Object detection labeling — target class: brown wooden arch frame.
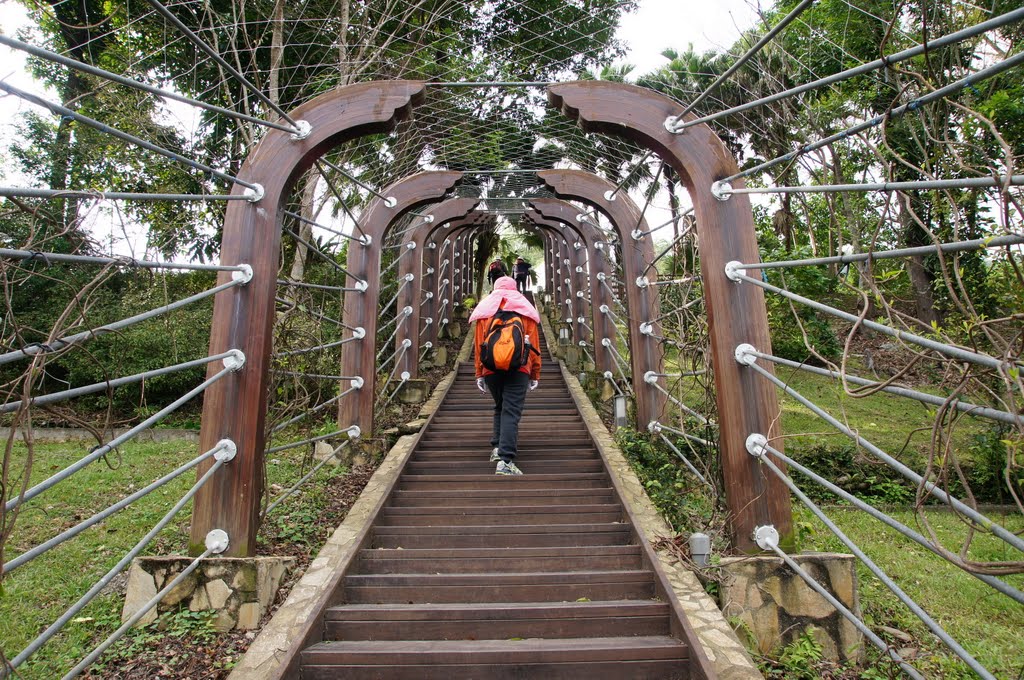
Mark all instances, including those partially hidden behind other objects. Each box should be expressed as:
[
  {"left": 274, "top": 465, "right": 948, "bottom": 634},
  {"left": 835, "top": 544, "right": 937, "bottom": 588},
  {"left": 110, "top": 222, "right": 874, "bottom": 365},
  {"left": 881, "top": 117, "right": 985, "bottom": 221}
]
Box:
[
  {"left": 524, "top": 214, "right": 590, "bottom": 346},
  {"left": 548, "top": 80, "right": 792, "bottom": 551},
  {"left": 527, "top": 198, "right": 618, "bottom": 372},
  {"left": 337, "top": 171, "right": 464, "bottom": 433},
  {"left": 428, "top": 213, "right": 495, "bottom": 341},
  {"left": 192, "top": 80, "right": 428, "bottom": 556},
  {"left": 395, "top": 198, "right": 481, "bottom": 378},
  {"left": 536, "top": 169, "right": 666, "bottom": 431}
]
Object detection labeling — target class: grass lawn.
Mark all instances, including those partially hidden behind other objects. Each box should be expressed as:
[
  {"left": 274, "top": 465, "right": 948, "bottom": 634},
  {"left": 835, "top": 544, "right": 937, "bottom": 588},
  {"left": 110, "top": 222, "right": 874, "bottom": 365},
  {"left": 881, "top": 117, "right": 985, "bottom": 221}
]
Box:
[
  {"left": 0, "top": 436, "right": 344, "bottom": 678},
  {"left": 800, "top": 505, "right": 1024, "bottom": 678}
]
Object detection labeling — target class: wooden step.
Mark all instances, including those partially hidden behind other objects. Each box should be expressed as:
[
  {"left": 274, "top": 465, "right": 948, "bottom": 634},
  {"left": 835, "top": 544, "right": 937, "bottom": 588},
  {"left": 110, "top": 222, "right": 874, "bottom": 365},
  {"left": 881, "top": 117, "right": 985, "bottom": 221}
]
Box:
[
  {"left": 323, "top": 600, "right": 670, "bottom": 640},
  {"left": 388, "top": 488, "right": 616, "bottom": 506},
  {"left": 376, "top": 503, "right": 623, "bottom": 525},
  {"left": 343, "top": 569, "right": 657, "bottom": 603},
  {"left": 301, "top": 636, "right": 689, "bottom": 679},
  {"left": 353, "top": 545, "right": 642, "bottom": 573},
  {"left": 371, "top": 524, "right": 634, "bottom": 549}
]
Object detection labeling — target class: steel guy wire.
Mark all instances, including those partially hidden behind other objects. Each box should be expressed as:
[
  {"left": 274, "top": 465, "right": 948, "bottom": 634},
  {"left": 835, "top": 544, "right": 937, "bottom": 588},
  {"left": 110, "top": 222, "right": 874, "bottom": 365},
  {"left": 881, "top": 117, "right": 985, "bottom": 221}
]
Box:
[
  {"left": 266, "top": 425, "right": 360, "bottom": 456},
  {"left": 4, "top": 356, "right": 242, "bottom": 513},
  {"left": 753, "top": 444, "right": 996, "bottom": 679},
  {"left": 607, "top": 150, "right": 655, "bottom": 200},
  {"left": 738, "top": 234, "right": 1024, "bottom": 271},
  {"left": 263, "top": 439, "right": 354, "bottom": 517},
  {"left": 314, "top": 160, "right": 367, "bottom": 239},
  {"left": 0, "top": 187, "right": 246, "bottom": 201},
  {"left": 271, "top": 384, "right": 361, "bottom": 434},
  {"left": 318, "top": 157, "right": 391, "bottom": 203},
  {"left": 0, "top": 351, "right": 236, "bottom": 414},
  {"left": 9, "top": 456, "right": 230, "bottom": 670},
  {"left": 63, "top": 543, "right": 218, "bottom": 679},
  {"left": 376, "top": 307, "right": 412, "bottom": 347},
  {"left": 720, "top": 173, "right": 1024, "bottom": 197},
  {"left": 385, "top": 372, "right": 410, "bottom": 404},
  {"left": 750, "top": 350, "right": 1022, "bottom": 426},
  {"left": 0, "top": 34, "right": 297, "bottom": 135},
  {"left": 678, "top": 0, "right": 817, "bottom": 118},
  {"left": 2, "top": 441, "right": 228, "bottom": 574},
  {"left": 632, "top": 211, "right": 694, "bottom": 242},
  {"left": 276, "top": 371, "right": 359, "bottom": 380},
  {"left": 382, "top": 277, "right": 413, "bottom": 314},
  {"left": 722, "top": 48, "right": 1024, "bottom": 185},
  {"left": 282, "top": 227, "right": 365, "bottom": 283},
  {"left": 273, "top": 335, "right": 361, "bottom": 359},
  {"left": 378, "top": 337, "right": 413, "bottom": 373},
  {"left": 758, "top": 442, "right": 1024, "bottom": 605},
  {"left": 419, "top": 318, "right": 434, "bottom": 337},
  {"left": 756, "top": 536, "right": 925, "bottom": 680},
  {"left": 143, "top": 0, "right": 302, "bottom": 131},
  {"left": 646, "top": 379, "right": 710, "bottom": 425},
  {"left": 656, "top": 431, "right": 712, "bottom": 487},
  {"left": 670, "top": 6, "right": 1024, "bottom": 132},
  {"left": 601, "top": 338, "right": 633, "bottom": 388},
  {"left": 283, "top": 210, "right": 366, "bottom": 243},
  {"left": 729, "top": 270, "right": 1019, "bottom": 371},
  {"left": 277, "top": 279, "right": 355, "bottom": 293},
  {"left": 0, "top": 80, "right": 259, "bottom": 192},
  {"left": 741, "top": 354, "right": 1024, "bottom": 555},
  {"left": 0, "top": 248, "right": 249, "bottom": 274},
  {"left": 0, "top": 277, "right": 248, "bottom": 367},
  {"left": 379, "top": 343, "right": 412, "bottom": 400},
  {"left": 274, "top": 298, "right": 359, "bottom": 331},
  {"left": 382, "top": 247, "right": 412, "bottom": 277}
]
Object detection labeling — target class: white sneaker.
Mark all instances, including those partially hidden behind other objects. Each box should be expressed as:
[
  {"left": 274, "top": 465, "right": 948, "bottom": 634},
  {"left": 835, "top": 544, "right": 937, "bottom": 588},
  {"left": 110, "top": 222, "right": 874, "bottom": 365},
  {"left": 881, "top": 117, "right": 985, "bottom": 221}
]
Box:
[
  {"left": 489, "top": 447, "right": 501, "bottom": 462},
  {"left": 495, "top": 461, "right": 524, "bottom": 476}
]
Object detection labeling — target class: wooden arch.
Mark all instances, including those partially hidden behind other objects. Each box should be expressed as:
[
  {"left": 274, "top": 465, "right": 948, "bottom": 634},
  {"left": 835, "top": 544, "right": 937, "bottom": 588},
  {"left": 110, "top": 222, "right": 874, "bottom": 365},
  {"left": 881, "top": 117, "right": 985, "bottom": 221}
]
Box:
[
  {"left": 192, "top": 81, "right": 426, "bottom": 556},
  {"left": 548, "top": 81, "right": 792, "bottom": 551},
  {"left": 338, "top": 171, "right": 464, "bottom": 432},
  {"left": 536, "top": 169, "right": 666, "bottom": 429}
]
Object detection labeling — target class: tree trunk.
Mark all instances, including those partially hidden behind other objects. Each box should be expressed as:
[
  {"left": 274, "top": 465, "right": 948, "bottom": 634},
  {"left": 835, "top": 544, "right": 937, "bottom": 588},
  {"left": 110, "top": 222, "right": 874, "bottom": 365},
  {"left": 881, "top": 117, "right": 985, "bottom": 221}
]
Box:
[
  {"left": 899, "top": 196, "right": 939, "bottom": 328},
  {"left": 287, "top": 171, "right": 320, "bottom": 290},
  {"left": 269, "top": 0, "right": 285, "bottom": 105}
]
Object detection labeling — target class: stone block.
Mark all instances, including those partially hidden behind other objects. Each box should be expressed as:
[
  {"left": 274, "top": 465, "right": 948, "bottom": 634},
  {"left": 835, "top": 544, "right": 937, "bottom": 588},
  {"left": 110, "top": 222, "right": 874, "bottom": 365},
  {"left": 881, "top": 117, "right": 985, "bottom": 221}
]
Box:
[
  {"left": 397, "top": 379, "right": 428, "bottom": 404},
  {"left": 122, "top": 556, "right": 295, "bottom": 630},
  {"left": 720, "top": 553, "right": 862, "bottom": 663},
  {"left": 447, "top": 321, "right": 463, "bottom": 339},
  {"left": 432, "top": 345, "right": 448, "bottom": 366},
  {"left": 399, "top": 418, "right": 428, "bottom": 434}
]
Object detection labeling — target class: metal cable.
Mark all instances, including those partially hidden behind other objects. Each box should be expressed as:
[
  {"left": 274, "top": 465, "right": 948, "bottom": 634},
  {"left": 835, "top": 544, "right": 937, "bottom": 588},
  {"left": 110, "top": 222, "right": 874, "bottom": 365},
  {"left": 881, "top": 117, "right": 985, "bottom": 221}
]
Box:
[
  {"left": 4, "top": 359, "right": 240, "bottom": 512},
  {"left": 271, "top": 384, "right": 359, "bottom": 434},
  {"left": 2, "top": 442, "right": 225, "bottom": 573},
  {"left": 656, "top": 431, "right": 711, "bottom": 487},
  {"left": 0, "top": 279, "right": 247, "bottom": 366},
  {"left": 723, "top": 48, "right": 1024, "bottom": 184},
  {"left": 9, "top": 457, "right": 228, "bottom": 669},
  {"left": 0, "top": 187, "right": 245, "bottom": 201},
  {"left": 755, "top": 446, "right": 996, "bottom": 678},
  {"left": 751, "top": 350, "right": 1022, "bottom": 426},
  {"left": 723, "top": 173, "right": 1024, "bottom": 197},
  {"left": 758, "top": 442, "right": 1024, "bottom": 604},
  {"left": 143, "top": 0, "right": 301, "bottom": 129},
  {"left": 731, "top": 271, "right": 1016, "bottom": 371},
  {"left": 671, "top": 6, "right": 1024, "bottom": 131},
  {"left": 264, "top": 440, "right": 353, "bottom": 516},
  {"left": 0, "top": 34, "right": 296, "bottom": 134},
  {"left": 0, "top": 248, "right": 248, "bottom": 274},
  {"left": 266, "top": 425, "right": 359, "bottom": 456},
  {"left": 0, "top": 80, "right": 258, "bottom": 191},
  {"left": 744, "top": 357, "right": 1024, "bottom": 554},
  {"left": 1, "top": 352, "right": 236, "bottom": 414}
]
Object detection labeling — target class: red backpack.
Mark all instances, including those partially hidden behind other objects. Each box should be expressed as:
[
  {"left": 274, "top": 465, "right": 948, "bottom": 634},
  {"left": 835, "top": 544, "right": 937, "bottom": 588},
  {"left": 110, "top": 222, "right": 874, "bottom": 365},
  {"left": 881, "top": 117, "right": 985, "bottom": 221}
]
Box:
[{"left": 479, "top": 302, "right": 539, "bottom": 372}]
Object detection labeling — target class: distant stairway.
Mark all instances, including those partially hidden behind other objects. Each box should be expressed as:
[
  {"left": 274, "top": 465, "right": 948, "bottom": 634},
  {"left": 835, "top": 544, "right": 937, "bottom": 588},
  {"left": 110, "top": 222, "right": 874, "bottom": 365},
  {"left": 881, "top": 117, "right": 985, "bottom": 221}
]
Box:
[{"left": 295, "top": 327, "right": 714, "bottom": 679}]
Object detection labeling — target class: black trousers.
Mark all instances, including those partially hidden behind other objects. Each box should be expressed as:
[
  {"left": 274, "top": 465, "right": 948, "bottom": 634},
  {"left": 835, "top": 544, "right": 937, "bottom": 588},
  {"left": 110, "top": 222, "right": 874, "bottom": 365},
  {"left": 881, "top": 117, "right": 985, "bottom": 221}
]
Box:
[
  {"left": 515, "top": 273, "right": 528, "bottom": 293},
  {"left": 484, "top": 370, "right": 530, "bottom": 462}
]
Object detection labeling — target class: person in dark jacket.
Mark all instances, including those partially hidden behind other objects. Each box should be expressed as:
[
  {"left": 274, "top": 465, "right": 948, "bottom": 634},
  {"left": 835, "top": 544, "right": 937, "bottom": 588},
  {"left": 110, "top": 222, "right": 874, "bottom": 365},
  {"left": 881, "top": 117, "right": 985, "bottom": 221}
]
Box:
[
  {"left": 487, "top": 259, "right": 507, "bottom": 287},
  {"left": 513, "top": 256, "right": 531, "bottom": 294}
]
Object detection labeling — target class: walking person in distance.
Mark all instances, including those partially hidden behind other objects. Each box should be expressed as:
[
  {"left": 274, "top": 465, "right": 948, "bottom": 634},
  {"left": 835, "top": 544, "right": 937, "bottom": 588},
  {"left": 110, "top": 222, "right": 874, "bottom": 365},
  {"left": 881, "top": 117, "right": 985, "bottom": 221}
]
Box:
[
  {"left": 486, "top": 258, "right": 507, "bottom": 287},
  {"left": 513, "top": 256, "right": 531, "bottom": 294},
  {"left": 470, "top": 276, "right": 541, "bottom": 475}
]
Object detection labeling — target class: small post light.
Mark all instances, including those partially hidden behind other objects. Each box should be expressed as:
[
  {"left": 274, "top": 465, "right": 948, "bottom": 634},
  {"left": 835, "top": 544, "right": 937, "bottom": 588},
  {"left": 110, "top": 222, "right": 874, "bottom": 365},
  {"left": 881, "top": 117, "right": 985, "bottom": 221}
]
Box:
[
  {"left": 558, "top": 324, "right": 571, "bottom": 346},
  {"left": 689, "top": 533, "right": 711, "bottom": 567},
  {"left": 613, "top": 394, "right": 628, "bottom": 428}
]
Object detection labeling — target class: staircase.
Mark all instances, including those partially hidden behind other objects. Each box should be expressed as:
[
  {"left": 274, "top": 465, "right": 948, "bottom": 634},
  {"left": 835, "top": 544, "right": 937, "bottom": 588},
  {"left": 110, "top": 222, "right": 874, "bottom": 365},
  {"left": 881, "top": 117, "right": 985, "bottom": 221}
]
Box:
[{"left": 294, "top": 330, "right": 714, "bottom": 678}]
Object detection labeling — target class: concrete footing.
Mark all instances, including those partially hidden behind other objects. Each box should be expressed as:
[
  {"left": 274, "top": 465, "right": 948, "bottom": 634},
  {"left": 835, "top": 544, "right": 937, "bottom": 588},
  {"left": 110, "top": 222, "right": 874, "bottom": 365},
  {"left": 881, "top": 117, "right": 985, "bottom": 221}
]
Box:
[
  {"left": 122, "top": 556, "right": 295, "bottom": 631},
  {"left": 720, "top": 554, "right": 863, "bottom": 662}
]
